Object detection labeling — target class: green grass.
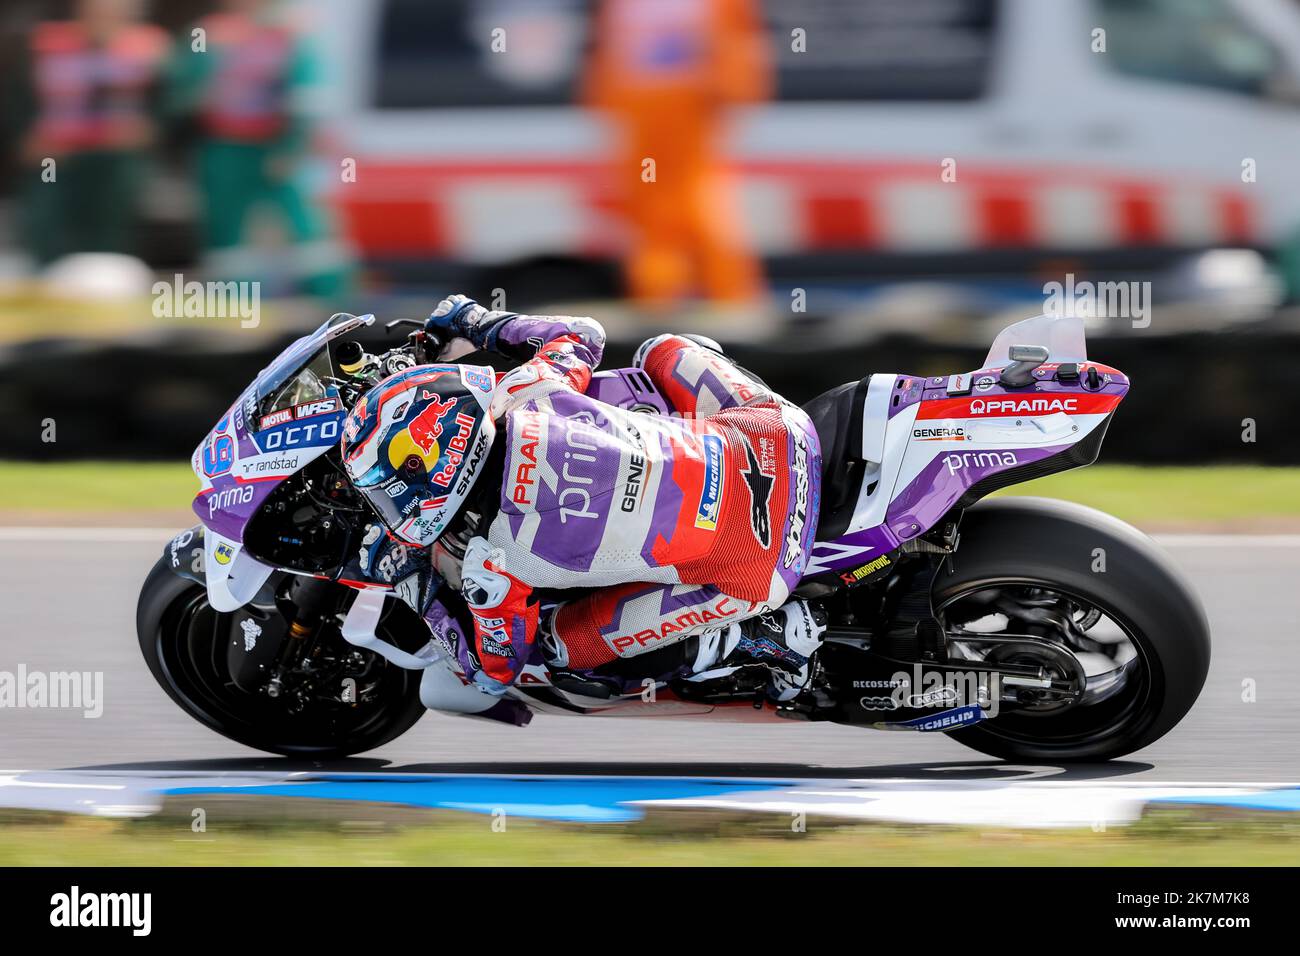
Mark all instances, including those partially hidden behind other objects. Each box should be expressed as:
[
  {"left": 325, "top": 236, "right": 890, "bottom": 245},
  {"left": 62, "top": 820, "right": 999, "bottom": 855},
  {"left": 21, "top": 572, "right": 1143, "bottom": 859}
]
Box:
[
  {"left": 1, "top": 809, "right": 1297, "bottom": 866},
  {"left": 0, "top": 461, "right": 197, "bottom": 513},
  {"left": 0, "top": 290, "right": 300, "bottom": 345},
  {"left": 995, "top": 465, "right": 1300, "bottom": 526},
  {"left": 0, "top": 462, "right": 1295, "bottom": 528}
]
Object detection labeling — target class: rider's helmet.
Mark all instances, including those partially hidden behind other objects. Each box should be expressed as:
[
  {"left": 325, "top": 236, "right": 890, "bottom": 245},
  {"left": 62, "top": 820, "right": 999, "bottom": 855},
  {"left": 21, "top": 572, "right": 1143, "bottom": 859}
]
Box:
[{"left": 341, "top": 364, "right": 497, "bottom": 546}]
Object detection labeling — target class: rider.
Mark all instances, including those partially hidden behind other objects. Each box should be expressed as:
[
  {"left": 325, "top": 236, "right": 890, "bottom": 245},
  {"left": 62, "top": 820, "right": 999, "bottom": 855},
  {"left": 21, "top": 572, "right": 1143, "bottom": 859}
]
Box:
[{"left": 340, "top": 296, "right": 825, "bottom": 703}]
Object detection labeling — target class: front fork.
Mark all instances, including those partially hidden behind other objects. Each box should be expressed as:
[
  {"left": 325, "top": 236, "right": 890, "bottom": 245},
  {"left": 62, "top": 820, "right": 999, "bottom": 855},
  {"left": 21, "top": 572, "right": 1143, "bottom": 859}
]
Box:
[{"left": 265, "top": 576, "right": 351, "bottom": 703}]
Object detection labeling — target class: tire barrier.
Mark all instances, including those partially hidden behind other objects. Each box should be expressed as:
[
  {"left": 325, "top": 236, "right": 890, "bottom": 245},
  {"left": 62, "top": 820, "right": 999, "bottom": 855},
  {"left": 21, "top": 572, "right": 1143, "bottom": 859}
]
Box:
[{"left": 0, "top": 327, "right": 1294, "bottom": 463}]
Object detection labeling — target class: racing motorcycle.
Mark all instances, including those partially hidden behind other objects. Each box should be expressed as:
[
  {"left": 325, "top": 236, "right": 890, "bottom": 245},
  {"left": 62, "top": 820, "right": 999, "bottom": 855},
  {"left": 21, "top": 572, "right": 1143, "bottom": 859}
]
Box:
[{"left": 138, "top": 311, "right": 1210, "bottom": 761}]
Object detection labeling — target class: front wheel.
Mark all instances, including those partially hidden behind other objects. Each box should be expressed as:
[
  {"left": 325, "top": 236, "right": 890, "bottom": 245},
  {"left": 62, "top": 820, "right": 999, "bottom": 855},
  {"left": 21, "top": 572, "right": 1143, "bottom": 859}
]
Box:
[
  {"left": 937, "top": 497, "right": 1210, "bottom": 762},
  {"left": 137, "top": 556, "right": 428, "bottom": 758}
]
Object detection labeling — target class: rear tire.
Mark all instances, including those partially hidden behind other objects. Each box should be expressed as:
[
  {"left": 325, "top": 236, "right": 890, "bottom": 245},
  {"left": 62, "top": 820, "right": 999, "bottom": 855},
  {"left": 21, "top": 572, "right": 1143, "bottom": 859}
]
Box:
[
  {"left": 939, "top": 497, "right": 1210, "bottom": 762},
  {"left": 137, "top": 556, "right": 427, "bottom": 758}
]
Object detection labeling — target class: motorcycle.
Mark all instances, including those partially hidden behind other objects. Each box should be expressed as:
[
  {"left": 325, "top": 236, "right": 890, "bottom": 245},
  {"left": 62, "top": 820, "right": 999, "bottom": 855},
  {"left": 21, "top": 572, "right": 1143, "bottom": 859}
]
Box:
[{"left": 137, "top": 311, "right": 1210, "bottom": 761}]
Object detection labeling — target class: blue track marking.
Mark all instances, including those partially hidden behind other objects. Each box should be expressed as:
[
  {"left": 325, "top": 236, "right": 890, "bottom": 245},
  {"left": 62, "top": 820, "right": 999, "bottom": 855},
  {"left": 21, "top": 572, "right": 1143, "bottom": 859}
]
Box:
[
  {"left": 1153, "top": 789, "right": 1300, "bottom": 813},
  {"left": 163, "top": 775, "right": 792, "bottom": 823}
]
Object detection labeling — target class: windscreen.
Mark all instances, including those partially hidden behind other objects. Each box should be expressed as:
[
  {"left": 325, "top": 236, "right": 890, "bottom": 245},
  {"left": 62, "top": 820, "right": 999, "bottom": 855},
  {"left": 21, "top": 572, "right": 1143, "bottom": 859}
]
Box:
[
  {"left": 983, "top": 314, "right": 1088, "bottom": 369},
  {"left": 248, "top": 314, "right": 373, "bottom": 430}
]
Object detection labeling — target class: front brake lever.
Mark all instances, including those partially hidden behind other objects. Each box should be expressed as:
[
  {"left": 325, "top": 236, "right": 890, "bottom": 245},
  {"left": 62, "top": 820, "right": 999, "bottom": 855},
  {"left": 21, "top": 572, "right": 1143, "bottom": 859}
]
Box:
[{"left": 383, "top": 318, "right": 446, "bottom": 362}]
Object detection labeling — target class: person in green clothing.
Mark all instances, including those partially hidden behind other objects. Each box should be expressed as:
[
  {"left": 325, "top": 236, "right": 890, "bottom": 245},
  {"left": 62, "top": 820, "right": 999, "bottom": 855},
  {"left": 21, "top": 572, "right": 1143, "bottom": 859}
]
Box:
[
  {"left": 1277, "top": 229, "right": 1300, "bottom": 306},
  {"left": 10, "top": 0, "right": 168, "bottom": 266},
  {"left": 167, "top": 0, "right": 352, "bottom": 298}
]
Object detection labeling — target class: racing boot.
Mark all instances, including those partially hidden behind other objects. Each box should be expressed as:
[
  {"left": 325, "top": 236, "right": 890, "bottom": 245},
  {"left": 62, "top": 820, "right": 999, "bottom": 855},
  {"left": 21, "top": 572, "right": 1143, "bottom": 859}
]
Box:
[{"left": 688, "top": 599, "right": 828, "bottom": 701}]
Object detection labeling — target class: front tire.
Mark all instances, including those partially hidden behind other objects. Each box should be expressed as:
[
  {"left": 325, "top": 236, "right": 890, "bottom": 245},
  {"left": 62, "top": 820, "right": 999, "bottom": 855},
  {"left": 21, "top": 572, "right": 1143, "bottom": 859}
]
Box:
[
  {"left": 137, "top": 556, "right": 427, "bottom": 758},
  {"left": 938, "top": 497, "right": 1210, "bottom": 762}
]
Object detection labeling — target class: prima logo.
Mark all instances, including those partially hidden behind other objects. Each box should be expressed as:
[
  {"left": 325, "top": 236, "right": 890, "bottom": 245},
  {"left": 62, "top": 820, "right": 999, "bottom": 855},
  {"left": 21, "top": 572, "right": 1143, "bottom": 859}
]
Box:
[
  {"left": 557, "top": 412, "right": 601, "bottom": 523},
  {"left": 943, "top": 450, "right": 1018, "bottom": 476},
  {"left": 207, "top": 483, "right": 255, "bottom": 516}
]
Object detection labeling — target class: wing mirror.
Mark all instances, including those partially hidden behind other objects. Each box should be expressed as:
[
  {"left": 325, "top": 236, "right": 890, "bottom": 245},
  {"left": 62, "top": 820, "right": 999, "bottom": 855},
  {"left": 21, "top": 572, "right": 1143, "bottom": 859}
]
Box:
[{"left": 999, "top": 344, "right": 1050, "bottom": 388}]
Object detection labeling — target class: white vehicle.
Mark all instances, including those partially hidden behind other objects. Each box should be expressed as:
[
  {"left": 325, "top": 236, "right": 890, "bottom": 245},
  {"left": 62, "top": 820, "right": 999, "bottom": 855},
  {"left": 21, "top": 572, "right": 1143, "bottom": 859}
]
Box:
[{"left": 311, "top": 0, "right": 1300, "bottom": 296}]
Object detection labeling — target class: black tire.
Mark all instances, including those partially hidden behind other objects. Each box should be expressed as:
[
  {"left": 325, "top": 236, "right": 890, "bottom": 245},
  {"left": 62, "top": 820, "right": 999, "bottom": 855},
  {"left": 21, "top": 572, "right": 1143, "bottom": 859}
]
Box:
[
  {"left": 137, "top": 556, "right": 427, "bottom": 758},
  {"left": 939, "top": 497, "right": 1210, "bottom": 762}
]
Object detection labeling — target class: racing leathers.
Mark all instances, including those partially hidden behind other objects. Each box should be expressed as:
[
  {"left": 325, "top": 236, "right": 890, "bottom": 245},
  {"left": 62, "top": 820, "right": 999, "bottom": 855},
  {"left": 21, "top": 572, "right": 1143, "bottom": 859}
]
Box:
[{"left": 409, "top": 298, "right": 824, "bottom": 702}]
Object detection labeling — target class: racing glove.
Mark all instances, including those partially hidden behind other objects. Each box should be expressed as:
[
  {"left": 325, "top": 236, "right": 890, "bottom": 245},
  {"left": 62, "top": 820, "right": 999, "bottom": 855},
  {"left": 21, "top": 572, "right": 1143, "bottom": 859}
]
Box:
[{"left": 427, "top": 294, "right": 605, "bottom": 366}]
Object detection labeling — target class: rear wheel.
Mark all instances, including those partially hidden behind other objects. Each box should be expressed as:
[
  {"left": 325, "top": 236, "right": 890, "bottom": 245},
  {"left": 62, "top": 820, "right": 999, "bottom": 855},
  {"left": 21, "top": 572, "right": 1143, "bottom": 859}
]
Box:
[
  {"left": 938, "top": 497, "right": 1210, "bottom": 762},
  {"left": 137, "top": 557, "right": 427, "bottom": 758}
]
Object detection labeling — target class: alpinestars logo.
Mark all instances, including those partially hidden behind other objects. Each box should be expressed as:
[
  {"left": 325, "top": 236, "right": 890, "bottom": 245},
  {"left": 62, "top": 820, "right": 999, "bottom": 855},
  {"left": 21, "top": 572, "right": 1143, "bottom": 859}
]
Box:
[
  {"left": 783, "top": 430, "right": 810, "bottom": 570},
  {"left": 739, "top": 439, "right": 774, "bottom": 547}
]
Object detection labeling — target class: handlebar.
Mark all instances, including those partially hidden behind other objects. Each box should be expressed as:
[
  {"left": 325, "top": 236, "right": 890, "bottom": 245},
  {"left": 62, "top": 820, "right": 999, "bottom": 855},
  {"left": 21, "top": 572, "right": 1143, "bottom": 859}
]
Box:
[
  {"left": 380, "top": 317, "right": 447, "bottom": 363},
  {"left": 331, "top": 318, "right": 448, "bottom": 397}
]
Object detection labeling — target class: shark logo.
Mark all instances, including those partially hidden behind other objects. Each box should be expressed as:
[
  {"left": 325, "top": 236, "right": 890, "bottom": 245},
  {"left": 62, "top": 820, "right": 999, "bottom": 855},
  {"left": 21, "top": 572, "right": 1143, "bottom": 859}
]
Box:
[{"left": 739, "top": 439, "right": 774, "bottom": 548}]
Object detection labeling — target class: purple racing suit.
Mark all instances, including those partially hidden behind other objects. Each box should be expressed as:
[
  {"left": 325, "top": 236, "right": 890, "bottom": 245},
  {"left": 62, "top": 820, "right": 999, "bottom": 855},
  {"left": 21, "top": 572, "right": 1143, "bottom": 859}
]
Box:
[{"left": 412, "top": 301, "right": 822, "bottom": 697}]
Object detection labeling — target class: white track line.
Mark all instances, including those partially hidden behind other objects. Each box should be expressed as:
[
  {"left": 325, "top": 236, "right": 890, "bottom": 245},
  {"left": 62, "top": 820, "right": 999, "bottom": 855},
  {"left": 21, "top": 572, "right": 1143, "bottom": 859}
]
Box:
[
  {"left": 0, "top": 771, "right": 1293, "bottom": 826},
  {"left": 1, "top": 528, "right": 1299, "bottom": 547},
  {"left": 0, "top": 527, "right": 179, "bottom": 542},
  {"left": 0, "top": 770, "right": 1294, "bottom": 788},
  {"left": 1153, "top": 534, "right": 1300, "bottom": 548}
]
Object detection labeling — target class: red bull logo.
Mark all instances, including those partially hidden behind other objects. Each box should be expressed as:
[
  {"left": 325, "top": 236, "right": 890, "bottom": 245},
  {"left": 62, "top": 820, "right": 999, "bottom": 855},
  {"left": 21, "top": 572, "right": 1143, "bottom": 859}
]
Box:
[
  {"left": 388, "top": 394, "right": 460, "bottom": 471},
  {"left": 407, "top": 395, "right": 459, "bottom": 455},
  {"left": 431, "top": 413, "right": 477, "bottom": 487}
]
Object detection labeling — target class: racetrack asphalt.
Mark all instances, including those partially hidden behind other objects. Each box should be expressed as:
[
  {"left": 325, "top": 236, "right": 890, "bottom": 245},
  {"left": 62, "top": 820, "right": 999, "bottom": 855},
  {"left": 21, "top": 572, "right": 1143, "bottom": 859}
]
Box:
[{"left": 1, "top": 531, "right": 1297, "bottom": 782}]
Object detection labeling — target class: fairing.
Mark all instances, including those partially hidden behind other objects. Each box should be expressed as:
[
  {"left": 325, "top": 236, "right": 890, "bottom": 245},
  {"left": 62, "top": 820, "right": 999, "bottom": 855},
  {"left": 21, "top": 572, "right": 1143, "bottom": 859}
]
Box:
[
  {"left": 806, "top": 313, "right": 1126, "bottom": 579},
  {"left": 190, "top": 314, "right": 373, "bottom": 610}
]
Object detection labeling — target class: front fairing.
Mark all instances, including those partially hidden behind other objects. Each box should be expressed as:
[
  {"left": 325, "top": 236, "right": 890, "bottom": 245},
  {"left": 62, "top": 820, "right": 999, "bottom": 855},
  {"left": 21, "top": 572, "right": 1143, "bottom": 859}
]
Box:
[{"left": 190, "top": 314, "right": 373, "bottom": 609}]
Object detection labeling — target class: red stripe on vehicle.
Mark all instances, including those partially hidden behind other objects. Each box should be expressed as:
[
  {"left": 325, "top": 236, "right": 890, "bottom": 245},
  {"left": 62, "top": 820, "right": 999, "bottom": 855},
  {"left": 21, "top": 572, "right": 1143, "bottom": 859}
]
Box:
[
  {"left": 977, "top": 191, "right": 1034, "bottom": 247},
  {"left": 1219, "top": 192, "right": 1254, "bottom": 244},
  {"left": 915, "top": 392, "right": 1121, "bottom": 420},
  {"left": 1117, "top": 189, "right": 1161, "bottom": 244},
  {"left": 338, "top": 198, "right": 447, "bottom": 256},
  {"left": 805, "top": 194, "right": 873, "bottom": 248}
]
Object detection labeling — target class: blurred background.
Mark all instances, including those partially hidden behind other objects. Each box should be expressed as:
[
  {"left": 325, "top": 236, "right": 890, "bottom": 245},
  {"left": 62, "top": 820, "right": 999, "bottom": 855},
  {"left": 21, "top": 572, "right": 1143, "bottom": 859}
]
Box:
[{"left": 2, "top": 0, "right": 1300, "bottom": 470}]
